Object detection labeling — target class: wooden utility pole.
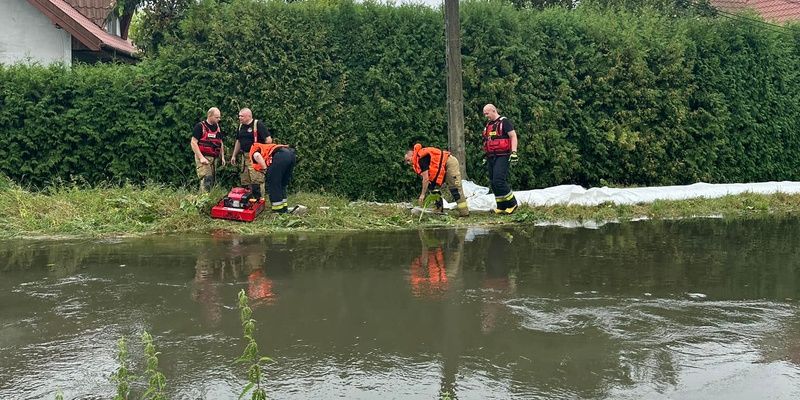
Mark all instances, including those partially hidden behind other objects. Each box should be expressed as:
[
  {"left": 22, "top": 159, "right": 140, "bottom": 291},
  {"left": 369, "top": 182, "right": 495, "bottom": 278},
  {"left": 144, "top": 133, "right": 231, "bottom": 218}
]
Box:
[{"left": 445, "top": 0, "right": 467, "bottom": 178}]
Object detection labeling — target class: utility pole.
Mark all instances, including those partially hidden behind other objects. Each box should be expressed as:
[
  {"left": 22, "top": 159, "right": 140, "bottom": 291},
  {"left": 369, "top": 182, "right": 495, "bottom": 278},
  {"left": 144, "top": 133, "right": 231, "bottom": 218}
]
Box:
[{"left": 445, "top": 0, "right": 467, "bottom": 178}]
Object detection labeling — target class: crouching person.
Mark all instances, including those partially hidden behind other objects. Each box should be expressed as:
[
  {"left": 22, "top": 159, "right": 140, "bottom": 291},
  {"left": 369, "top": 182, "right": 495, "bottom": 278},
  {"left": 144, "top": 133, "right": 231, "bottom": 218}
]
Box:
[
  {"left": 404, "top": 144, "right": 469, "bottom": 217},
  {"left": 249, "top": 143, "right": 297, "bottom": 213}
]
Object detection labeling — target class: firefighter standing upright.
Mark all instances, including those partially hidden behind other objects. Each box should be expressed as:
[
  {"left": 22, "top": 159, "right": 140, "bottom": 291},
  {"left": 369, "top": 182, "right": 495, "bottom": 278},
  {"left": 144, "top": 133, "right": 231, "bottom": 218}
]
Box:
[
  {"left": 230, "top": 108, "right": 271, "bottom": 200},
  {"left": 190, "top": 107, "right": 226, "bottom": 193},
  {"left": 481, "top": 104, "right": 518, "bottom": 214}
]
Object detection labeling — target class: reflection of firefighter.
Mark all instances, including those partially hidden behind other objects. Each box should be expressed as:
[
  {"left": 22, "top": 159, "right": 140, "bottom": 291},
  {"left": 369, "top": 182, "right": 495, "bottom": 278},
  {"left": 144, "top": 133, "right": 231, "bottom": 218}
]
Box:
[
  {"left": 409, "top": 229, "right": 465, "bottom": 298},
  {"left": 409, "top": 247, "right": 449, "bottom": 298},
  {"left": 191, "top": 250, "right": 223, "bottom": 326},
  {"left": 481, "top": 231, "right": 516, "bottom": 334},
  {"left": 243, "top": 253, "right": 275, "bottom": 306}
]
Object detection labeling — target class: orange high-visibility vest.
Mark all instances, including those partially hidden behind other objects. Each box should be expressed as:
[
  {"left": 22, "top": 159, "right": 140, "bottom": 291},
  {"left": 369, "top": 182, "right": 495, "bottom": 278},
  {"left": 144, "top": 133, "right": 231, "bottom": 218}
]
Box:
[
  {"left": 411, "top": 144, "right": 450, "bottom": 186},
  {"left": 249, "top": 143, "right": 289, "bottom": 171}
]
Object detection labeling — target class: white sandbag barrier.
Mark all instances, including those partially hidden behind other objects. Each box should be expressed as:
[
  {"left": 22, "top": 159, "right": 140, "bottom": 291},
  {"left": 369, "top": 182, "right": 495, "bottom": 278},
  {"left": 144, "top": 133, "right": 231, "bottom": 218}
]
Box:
[{"left": 442, "top": 181, "right": 800, "bottom": 212}]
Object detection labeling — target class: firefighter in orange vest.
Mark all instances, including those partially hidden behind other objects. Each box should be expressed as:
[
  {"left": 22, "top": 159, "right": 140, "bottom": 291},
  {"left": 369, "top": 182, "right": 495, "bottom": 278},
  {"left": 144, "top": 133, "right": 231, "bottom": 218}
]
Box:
[
  {"left": 481, "top": 104, "right": 518, "bottom": 214},
  {"left": 249, "top": 143, "right": 297, "bottom": 213},
  {"left": 404, "top": 143, "right": 469, "bottom": 217},
  {"left": 190, "top": 107, "right": 226, "bottom": 193}
]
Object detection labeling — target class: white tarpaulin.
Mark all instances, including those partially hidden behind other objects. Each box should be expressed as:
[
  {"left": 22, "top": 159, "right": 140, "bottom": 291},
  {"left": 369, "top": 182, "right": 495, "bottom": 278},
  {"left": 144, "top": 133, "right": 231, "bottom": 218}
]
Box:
[{"left": 442, "top": 181, "right": 800, "bottom": 212}]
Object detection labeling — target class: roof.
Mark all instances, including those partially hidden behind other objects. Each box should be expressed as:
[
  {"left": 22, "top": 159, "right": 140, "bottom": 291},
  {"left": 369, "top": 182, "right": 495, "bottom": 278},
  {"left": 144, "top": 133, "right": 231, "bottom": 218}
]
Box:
[
  {"left": 26, "top": 0, "right": 136, "bottom": 57},
  {"left": 710, "top": 0, "right": 800, "bottom": 23},
  {"left": 63, "top": 0, "right": 114, "bottom": 27}
]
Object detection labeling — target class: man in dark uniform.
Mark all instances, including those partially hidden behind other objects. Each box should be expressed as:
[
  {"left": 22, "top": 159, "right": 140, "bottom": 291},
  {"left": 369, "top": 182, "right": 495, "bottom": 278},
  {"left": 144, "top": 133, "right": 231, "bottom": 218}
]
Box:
[
  {"left": 481, "top": 104, "right": 519, "bottom": 214},
  {"left": 230, "top": 108, "right": 271, "bottom": 200},
  {"left": 249, "top": 143, "right": 298, "bottom": 214}
]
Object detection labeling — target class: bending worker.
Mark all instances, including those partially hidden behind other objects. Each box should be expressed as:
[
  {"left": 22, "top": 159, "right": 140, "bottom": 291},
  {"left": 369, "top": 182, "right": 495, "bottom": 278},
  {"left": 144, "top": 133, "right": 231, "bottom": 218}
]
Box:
[
  {"left": 481, "top": 104, "right": 518, "bottom": 214},
  {"left": 190, "top": 107, "right": 226, "bottom": 193},
  {"left": 404, "top": 143, "right": 469, "bottom": 217},
  {"left": 249, "top": 142, "right": 297, "bottom": 213}
]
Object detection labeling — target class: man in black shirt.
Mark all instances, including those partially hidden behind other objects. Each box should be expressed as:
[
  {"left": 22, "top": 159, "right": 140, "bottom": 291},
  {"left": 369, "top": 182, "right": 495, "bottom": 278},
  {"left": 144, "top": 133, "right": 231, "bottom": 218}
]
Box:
[
  {"left": 190, "top": 107, "right": 226, "bottom": 193},
  {"left": 230, "top": 108, "right": 272, "bottom": 200},
  {"left": 481, "top": 104, "right": 519, "bottom": 214}
]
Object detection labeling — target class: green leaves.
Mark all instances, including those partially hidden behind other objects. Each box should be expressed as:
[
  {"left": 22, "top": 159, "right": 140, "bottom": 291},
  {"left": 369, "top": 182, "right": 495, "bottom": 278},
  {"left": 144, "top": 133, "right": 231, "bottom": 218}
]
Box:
[
  {"left": 141, "top": 331, "right": 167, "bottom": 400},
  {"left": 110, "top": 337, "right": 131, "bottom": 400},
  {"left": 4, "top": 2, "right": 800, "bottom": 201},
  {"left": 237, "top": 289, "right": 270, "bottom": 400}
]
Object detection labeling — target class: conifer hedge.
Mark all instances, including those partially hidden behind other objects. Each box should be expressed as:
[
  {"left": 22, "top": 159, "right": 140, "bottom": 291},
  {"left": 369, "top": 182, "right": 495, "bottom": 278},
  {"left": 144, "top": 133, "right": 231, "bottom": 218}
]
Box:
[{"left": 2, "top": 0, "right": 800, "bottom": 200}]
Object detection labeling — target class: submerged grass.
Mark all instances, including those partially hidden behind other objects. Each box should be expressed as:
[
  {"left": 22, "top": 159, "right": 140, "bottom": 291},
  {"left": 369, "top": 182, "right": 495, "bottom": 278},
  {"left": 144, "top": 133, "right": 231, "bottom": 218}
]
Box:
[{"left": 1, "top": 180, "right": 799, "bottom": 239}]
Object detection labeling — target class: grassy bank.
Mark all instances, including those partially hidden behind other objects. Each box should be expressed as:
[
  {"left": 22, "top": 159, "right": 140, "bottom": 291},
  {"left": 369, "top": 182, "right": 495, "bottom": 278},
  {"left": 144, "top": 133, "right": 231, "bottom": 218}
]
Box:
[{"left": 1, "top": 181, "right": 799, "bottom": 239}]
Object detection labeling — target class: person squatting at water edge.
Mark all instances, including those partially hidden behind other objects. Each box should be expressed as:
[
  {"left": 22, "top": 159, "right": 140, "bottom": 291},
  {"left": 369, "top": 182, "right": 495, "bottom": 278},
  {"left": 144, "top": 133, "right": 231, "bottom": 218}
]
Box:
[
  {"left": 405, "top": 143, "right": 470, "bottom": 217},
  {"left": 481, "top": 104, "right": 519, "bottom": 214},
  {"left": 230, "top": 108, "right": 272, "bottom": 201},
  {"left": 190, "top": 107, "right": 226, "bottom": 193},
  {"left": 249, "top": 142, "right": 301, "bottom": 214}
]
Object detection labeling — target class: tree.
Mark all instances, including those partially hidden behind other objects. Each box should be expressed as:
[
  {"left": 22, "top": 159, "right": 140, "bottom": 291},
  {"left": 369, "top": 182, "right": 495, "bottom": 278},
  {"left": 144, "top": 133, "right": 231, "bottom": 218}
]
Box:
[{"left": 117, "top": 0, "right": 195, "bottom": 54}]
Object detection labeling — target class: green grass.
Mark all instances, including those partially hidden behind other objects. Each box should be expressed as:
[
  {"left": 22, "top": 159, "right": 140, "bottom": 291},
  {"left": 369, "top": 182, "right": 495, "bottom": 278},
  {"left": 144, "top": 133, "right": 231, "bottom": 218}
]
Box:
[{"left": 1, "top": 179, "right": 799, "bottom": 239}]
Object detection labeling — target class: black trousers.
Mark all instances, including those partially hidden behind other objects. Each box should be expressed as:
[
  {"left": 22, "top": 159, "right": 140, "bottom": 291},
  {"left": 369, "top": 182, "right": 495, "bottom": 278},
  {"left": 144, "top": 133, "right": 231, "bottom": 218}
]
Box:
[
  {"left": 267, "top": 148, "right": 296, "bottom": 207},
  {"left": 487, "top": 154, "right": 517, "bottom": 210},
  {"left": 487, "top": 155, "right": 512, "bottom": 196}
]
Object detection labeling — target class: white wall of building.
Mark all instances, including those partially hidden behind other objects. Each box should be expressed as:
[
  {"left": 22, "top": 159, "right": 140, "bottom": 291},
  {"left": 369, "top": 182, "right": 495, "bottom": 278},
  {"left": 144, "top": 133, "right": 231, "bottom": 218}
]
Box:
[{"left": 0, "top": 0, "right": 72, "bottom": 66}]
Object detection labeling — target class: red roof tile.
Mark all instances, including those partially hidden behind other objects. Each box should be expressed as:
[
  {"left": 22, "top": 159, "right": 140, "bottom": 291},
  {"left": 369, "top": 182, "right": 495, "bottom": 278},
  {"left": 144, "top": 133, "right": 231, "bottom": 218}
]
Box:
[
  {"left": 63, "top": 0, "right": 115, "bottom": 28},
  {"left": 26, "top": 0, "right": 136, "bottom": 57},
  {"left": 710, "top": 0, "right": 800, "bottom": 23}
]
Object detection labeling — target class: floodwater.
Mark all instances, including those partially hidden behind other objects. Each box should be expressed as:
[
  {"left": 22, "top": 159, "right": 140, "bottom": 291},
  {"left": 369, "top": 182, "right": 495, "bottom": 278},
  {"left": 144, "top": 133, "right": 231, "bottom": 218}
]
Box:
[{"left": 1, "top": 219, "right": 800, "bottom": 399}]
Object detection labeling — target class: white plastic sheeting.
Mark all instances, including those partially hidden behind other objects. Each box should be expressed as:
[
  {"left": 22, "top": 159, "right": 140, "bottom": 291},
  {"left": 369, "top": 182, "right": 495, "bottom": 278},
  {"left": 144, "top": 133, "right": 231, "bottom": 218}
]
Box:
[{"left": 442, "top": 181, "right": 800, "bottom": 212}]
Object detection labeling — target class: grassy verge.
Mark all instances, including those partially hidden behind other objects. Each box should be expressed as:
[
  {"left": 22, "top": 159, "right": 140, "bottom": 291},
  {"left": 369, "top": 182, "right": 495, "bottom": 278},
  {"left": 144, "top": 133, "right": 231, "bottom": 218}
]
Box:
[{"left": 1, "top": 179, "right": 799, "bottom": 239}]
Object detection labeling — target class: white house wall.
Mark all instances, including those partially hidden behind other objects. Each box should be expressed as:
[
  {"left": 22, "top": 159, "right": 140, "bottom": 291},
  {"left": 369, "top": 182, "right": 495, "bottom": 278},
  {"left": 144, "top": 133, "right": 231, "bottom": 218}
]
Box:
[{"left": 1, "top": 0, "right": 72, "bottom": 66}]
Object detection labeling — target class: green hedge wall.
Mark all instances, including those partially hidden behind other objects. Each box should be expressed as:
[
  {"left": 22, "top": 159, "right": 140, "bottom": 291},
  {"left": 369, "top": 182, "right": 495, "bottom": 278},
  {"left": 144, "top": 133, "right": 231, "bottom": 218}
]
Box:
[{"left": 2, "top": 0, "right": 800, "bottom": 200}]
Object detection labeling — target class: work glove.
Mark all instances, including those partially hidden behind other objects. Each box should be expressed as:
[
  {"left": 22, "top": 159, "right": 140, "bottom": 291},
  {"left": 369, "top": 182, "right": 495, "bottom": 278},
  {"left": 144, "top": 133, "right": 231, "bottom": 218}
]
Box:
[{"left": 510, "top": 151, "right": 519, "bottom": 164}]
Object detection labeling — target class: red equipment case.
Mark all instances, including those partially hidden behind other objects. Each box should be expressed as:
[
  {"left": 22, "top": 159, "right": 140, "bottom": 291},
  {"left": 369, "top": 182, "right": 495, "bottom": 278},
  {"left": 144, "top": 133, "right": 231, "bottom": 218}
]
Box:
[{"left": 210, "top": 187, "right": 266, "bottom": 222}]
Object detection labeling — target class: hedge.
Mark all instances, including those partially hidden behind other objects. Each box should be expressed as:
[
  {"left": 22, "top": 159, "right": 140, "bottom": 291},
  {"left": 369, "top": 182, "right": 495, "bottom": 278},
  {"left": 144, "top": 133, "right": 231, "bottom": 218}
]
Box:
[{"left": 2, "top": 0, "right": 800, "bottom": 200}]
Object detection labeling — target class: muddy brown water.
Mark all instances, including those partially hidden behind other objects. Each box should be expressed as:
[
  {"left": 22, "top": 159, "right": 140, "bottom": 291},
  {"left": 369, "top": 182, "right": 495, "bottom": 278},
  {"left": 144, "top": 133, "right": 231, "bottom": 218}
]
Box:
[{"left": 1, "top": 219, "right": 800, "bottom": 399}]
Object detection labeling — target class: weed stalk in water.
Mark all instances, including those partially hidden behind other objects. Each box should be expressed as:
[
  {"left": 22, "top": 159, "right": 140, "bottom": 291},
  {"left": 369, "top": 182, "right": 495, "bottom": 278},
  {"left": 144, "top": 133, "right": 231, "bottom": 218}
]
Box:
[
  {"left": 141, "top": 331, "right": 167, "bottom": 400},
  {"left": 110, "top": 336, "right": 131, "bottom": 400},
  {"left": 236, "top": 289, "right": 271, "bottom": 400}
]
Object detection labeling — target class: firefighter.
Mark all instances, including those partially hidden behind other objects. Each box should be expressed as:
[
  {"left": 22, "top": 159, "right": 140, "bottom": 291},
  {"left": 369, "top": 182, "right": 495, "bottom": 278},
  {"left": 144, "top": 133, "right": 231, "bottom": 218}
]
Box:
[
  {"left": 249, "top": 142, "right": 297, "bottom": 213},
  {"left": 409, "top": 245, "right": 448, "bottom": 298},
  {"left": 191, "top": 248, "right": 223, "bottom": 326},
  {"left": 404, "top": 143, "right": 469, "bottom": 217},
  {"left": 481, "top": 104, "right": 519, "bottom": 214},
  {"left": 190, "top": 107, "right": 226, "bottom": 193},
  {"left": 230, "top": 108, "right": 271, "bottom": 200}
]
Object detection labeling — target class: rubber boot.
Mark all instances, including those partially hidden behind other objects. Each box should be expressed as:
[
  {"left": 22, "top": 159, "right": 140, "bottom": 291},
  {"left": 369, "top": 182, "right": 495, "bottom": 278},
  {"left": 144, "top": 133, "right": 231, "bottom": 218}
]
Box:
[
  {"left": 201, "top": 176, "right": 214, "bottom": 193},
  {"left": 250, "top": 184, "right": 261, "bottom": 203},
  {"left": 434, "top": 198, "right": 445, "bottom": 215},
  {"left": 457, "top": 201, "right": 469, "bottom": 217}
]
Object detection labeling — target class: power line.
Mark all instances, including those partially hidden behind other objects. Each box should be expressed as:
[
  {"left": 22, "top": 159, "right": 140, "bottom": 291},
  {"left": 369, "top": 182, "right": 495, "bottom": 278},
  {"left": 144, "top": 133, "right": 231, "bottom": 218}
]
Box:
[
  {"left": 687, "top": 1, "right": 790, "bottom": 34},
  {"left": 774, "top": 0, "right": 800, "bottom": 9},
  {"left": 714, "top": 9, "right": 788, "bottom": 33}
]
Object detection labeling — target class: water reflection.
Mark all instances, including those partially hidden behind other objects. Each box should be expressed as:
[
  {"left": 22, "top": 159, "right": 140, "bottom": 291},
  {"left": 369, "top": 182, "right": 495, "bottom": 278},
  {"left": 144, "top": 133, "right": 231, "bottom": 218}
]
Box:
[
  {"left": 409, "top": 230, "right": 454, "bottom": 299},
  {"left": 1, "top": 219, "right": 800, "bottom": 399},
  {"left": 480, "top": 230, "right": 516, "bottom": 335},
  {"left": 192, "top": 246, "right": 224, "bottom": 326}
]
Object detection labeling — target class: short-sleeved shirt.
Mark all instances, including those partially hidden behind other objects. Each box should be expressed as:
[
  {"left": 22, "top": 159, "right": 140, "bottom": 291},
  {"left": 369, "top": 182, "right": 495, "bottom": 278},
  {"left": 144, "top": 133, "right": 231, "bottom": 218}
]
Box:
[
  {"left": 487, "top": 117, "right": 515, "bottom": 137},
  {"left": 236, "top": 120, "right": 271, "bottom": 153},
  {"left": 192, "top": 121, "right": 223, "bottom": 141}
]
